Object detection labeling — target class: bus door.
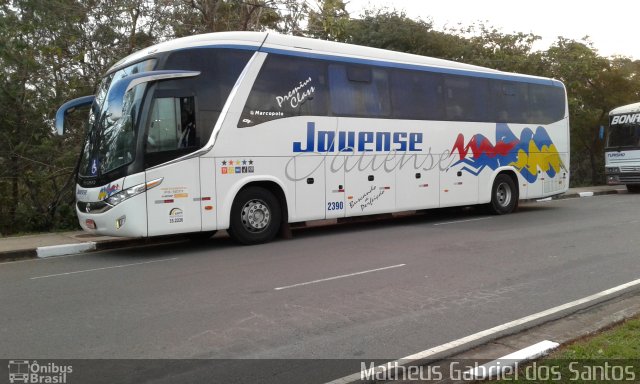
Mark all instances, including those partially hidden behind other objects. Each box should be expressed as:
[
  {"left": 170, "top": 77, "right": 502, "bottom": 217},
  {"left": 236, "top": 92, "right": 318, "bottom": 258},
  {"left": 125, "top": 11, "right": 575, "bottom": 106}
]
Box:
[
  {"left": 293, "top": 118, "right": 338, "bottom": 221},
  {"left": 396, "top": 154, "right": 440, "bottom": 211},
  {"left": 199, "top": 157, "right": 217, "bottom": 231},
  {"left": 144, "top": 94, "right": 202, "bottom": 236},
  {"left": 325, "top": 127, "right": 346, "bottom": 220},
  {"left": 341, "top": 121, "right": 396, "bottom": 217}
]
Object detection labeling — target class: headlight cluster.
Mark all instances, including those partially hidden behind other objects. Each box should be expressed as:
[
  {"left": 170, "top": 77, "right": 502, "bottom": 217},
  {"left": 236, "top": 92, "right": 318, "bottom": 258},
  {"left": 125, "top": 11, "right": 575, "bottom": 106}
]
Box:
[{"left": 106, "top": 178, "right": 163, "bottom": 206}]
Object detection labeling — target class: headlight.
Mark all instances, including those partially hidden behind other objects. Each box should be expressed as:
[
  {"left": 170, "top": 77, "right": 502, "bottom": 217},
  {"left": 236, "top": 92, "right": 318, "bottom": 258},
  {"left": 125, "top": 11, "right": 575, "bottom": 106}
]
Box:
[
  {"left": 106, "top": 178, "right": 162, "bottom": 206},
  {"left": 606, "top": 167, "right": 620, "bottom": 174}
]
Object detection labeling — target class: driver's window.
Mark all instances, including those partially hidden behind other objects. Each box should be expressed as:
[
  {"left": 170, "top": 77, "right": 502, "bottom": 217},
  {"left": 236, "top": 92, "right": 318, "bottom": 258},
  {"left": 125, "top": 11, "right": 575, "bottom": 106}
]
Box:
[{"left": 146, "top": 96, "right": 196, "bottom": 153}]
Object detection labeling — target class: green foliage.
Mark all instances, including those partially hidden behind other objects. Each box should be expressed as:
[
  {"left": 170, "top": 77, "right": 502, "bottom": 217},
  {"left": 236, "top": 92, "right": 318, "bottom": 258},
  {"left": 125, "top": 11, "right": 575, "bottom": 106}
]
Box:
[
  {"left": 496, "top": 317, "right": 640, "bottom": 383},
  {"left": 1, "top": 0, "right": 639, "bottom": 234},
  {"left": 306, "top": 0, "right": 350, "bottom": 41},
  {"left": 544, "top": 39, "right": 640, "bottom": 185},
  {"left": 557, "top": 317, "right": 640, "bottom": 359}
]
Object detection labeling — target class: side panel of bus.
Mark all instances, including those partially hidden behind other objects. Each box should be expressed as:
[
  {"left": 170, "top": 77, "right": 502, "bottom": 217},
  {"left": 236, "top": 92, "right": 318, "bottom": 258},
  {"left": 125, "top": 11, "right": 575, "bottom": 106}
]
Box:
[{"left": 210, "top": 50, "right": 569, "bottom": 230}]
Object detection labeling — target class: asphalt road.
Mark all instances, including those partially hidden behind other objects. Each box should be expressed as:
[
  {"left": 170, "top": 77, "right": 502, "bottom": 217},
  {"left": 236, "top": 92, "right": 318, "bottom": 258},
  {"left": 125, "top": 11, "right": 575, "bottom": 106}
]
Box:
[{"left": 2, "top": 194, "right": 640, "bottom": 383}]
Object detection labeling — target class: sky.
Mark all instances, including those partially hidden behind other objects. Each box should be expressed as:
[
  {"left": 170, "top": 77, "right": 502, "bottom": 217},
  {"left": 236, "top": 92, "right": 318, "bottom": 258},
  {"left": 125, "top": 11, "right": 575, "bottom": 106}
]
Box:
[{"left": 345, "top": 0, "right": 639, "bottom": 60}]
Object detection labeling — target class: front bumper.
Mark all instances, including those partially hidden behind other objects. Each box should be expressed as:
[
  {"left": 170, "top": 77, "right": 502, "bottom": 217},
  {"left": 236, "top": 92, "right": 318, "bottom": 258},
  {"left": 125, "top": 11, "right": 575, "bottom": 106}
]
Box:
[
  {"left": 607, "top": 173, "right": 640, "bottom": 185},
  {"left": 76, "top": 192, "right": 148, "bottom": 237}
]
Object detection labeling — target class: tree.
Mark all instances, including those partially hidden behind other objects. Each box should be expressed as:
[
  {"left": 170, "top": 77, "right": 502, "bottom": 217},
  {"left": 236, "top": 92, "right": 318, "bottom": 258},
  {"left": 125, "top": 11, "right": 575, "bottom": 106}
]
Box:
[
  {"left": 306, "top": 0, "right": 350, "bottom": 41},
  {"left": 163, "top": 0, "right": 282, "bottom": 37},
  {"left": 2, "top": 1, "right": 640, "bottom": 235},
  {"left": 0, "top": 0, "right": 89, "bottom": 234},
  {"left": 544, "top": 38, "right": 640, "bottom": 185}
]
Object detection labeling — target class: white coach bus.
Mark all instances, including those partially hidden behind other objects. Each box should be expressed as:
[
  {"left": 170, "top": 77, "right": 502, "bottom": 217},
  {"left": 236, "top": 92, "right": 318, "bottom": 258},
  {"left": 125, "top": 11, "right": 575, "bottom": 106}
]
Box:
[
  {"left": 605, "top": 102, "right": 640, "bottom": 192},
  {"left": 56, "top": 32, "right": 569, "bottom": 245}
]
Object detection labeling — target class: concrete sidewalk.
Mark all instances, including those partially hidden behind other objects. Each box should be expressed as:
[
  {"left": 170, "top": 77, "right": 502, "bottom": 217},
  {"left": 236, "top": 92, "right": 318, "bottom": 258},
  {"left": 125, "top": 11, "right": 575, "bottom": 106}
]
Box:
[
  {"left": 0, "top": 230, "right": 168, "bottom": 260},
  {"left": 553, "top": 184, "right": 627, "bottom": 199},
  {"left": 0, "top": 185, "right": 628, "bottom": 261}
]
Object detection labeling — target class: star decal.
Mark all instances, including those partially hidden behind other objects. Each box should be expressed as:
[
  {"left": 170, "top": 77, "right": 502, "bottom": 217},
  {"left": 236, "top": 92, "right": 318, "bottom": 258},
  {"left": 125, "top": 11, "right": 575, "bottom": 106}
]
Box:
[
  {"left": 249, "top": 160, "right": 253, "bottom": 165},
  {"left": 229, "top": 160, "right": 233, "bottom": 165},
  {"left": 242, "top": 160, "right": 247, "bottom": 165},
  {"left": 222, "top": 160, "right": 227, "bottom": 166}
]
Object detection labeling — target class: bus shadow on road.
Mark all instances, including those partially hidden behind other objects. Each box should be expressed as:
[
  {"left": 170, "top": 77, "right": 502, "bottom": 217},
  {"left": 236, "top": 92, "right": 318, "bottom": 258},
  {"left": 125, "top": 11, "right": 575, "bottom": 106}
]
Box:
[
  {"left": 289, "top": 206, "right": 491, "bottom": 239},
  {"left": 93, "top": 233, "right": 237, "bottom": 260},
  {"left": 96, "top": 201, "right": 561, "bottom": 256}
]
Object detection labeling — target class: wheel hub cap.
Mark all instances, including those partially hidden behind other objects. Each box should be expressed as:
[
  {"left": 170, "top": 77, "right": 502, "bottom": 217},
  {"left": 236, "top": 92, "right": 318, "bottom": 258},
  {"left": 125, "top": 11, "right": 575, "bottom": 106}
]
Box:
[
  {"left": 241, "top": 199, "right": 271, "bottom": 232},
  {"left": 496, "top": 182, "right": 512, "bottom": 207}
]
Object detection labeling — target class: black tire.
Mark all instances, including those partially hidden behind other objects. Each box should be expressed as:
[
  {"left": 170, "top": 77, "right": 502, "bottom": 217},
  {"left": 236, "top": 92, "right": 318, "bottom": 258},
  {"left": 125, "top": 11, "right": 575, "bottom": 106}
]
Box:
[
  {"left": 627, "top": 184, "right": 640, "bottom": 193},
  {"left": 228, "top": 187, "right": 282, "bottom": 245},
  {"left": 488, "top": 174, "right": 518, "bottom": 215},
  {"left": 186, "top": 231, "right": 217, "bottom": 242}
]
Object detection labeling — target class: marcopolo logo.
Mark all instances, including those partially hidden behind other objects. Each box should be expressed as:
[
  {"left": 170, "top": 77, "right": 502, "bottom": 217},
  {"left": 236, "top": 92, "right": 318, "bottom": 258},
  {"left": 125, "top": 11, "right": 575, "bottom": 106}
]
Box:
[{"left": 8, "top": 360, "right": 72, "bottom": 384}]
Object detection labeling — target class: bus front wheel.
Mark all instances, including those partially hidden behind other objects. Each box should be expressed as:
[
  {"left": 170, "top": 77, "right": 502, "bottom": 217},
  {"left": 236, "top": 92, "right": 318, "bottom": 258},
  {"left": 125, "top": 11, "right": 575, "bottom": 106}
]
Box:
[
  {"left": 228, "top": 187, "right": 281, "bottom": 245},
  {"left": 489, "top": 174, "right": 518, "bottom": 215}
]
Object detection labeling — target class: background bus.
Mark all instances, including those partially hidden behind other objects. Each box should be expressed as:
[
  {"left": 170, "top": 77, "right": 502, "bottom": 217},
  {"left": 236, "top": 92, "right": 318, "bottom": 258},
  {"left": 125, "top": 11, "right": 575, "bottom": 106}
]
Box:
[
  {"left": 605, "top": 102, "right": 640, "bottom": 192},
  {"left": 56, "top": 32, "right": 569, "bottom": 245}
]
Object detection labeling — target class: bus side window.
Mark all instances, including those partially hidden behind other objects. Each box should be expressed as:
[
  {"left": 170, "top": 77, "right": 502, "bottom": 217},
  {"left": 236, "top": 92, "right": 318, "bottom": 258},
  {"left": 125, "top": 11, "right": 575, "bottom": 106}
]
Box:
[
  {"left": 390, "top": 69, "right": 444, "bottom": 121},
  {"left": 328, "top": 64, "right": 391, "bottom": 117},
  {"left": 146, "top": 96, "right": 197, "bottom": 153},
  {"left": 444, "top": 76, "right": 489, "bottom": 122},
  {"left": 528, "top": 84, "right": 565, "bottom": 124},
  {"left": 492, "top": 81, "right": 528, "bottom": 124},
  {"left": 239, "top": 54, "right": 328, "bottom": 127}
]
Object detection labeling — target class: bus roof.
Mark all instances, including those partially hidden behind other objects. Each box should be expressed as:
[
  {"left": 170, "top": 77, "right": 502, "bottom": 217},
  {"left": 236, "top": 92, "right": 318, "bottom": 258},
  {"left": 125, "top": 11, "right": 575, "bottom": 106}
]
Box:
[
  {"left": 610, "top": 102, "right": 640, "bottom": 116},
  {"left": 108, "top": 31, "right": 561, "bottom": 86}
]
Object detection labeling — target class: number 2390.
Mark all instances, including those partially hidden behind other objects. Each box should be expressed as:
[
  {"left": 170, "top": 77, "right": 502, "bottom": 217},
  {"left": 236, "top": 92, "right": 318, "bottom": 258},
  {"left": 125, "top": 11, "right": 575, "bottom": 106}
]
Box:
[{"left": 327, "top": 201, "right": 344, "bottom": 211}]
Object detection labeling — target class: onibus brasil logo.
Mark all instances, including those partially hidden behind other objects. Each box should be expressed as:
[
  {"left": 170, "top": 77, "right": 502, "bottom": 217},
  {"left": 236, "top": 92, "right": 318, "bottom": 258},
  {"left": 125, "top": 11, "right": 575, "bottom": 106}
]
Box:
[{"left": 8, "top": 360, "right": 72, "bottom": 384}]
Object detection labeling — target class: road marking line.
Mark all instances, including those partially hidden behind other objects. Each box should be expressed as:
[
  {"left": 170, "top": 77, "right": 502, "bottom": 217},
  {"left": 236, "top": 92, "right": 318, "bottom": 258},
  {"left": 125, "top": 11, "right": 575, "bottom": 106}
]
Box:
[
  {"left": 30, "top": 258, "right": 178, "bottom": 280},
  {"left": 275, "top": 264, "right": 406, "bottom": 291},
  {"left": 433, "top": 217, "right": 491, "bottom": 226},
  {"left": 466, "top": 340, "right": 559, "bottom": 379},
  {"left": 326, "top": 277, "right": 640, "bottom": 384}
]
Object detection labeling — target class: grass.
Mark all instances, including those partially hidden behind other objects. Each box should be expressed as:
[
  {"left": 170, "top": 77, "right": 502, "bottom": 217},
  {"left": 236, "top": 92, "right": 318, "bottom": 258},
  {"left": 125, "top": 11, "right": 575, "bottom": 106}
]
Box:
[
  {"left": 494, "top": 316, "right": 640, "bottom": 383},
  {"left": 554, "top": 317, "right": 640, "bottom": 360}
]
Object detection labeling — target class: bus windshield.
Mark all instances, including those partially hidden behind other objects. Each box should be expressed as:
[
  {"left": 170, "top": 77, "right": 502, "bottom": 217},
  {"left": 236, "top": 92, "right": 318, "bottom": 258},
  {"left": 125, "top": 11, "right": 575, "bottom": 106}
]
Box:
[
  {"left": 607, "top": 123, "right": 640, "bottom": 149},
  {"left": 79, "top": 59, "right": 156, "bottom": 177}
]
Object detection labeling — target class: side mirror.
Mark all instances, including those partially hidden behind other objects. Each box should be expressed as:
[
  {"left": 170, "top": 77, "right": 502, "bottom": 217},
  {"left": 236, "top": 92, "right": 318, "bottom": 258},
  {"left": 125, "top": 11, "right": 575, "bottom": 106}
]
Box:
[
  {"left": 105, "top": 70, "right": 201, "bottom": 122},
  {"left": 55, "top": 96, "right": 95, "bottom": 135},
  {"left": 599, "top": 125, "right": 605, "bottom": 140}
]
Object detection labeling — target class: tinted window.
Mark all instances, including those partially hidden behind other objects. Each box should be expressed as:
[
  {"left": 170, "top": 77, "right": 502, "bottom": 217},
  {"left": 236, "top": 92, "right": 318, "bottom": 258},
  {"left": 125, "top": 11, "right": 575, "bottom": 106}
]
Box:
[
  {"left": 239, "top": 54, "right": 328, "bottom": 127},
  {"left": 329, "top": 64, "right": 391, "bottom": 117},
  {"left": 444, "top": 76, "right": 489, "bottom": 122},
  {"left": 390, "top": 69, "right": 444, "bottom": 120},
  {"left": 164, "top": 48, "right": 252, "bottom": 136},
  {"left": 492, "top": 81, "right": 529, "bottom": 123},
  {"left": 146, "top": 96, "right": 197, "bottom": 153},
  {"left": 528, "top": 84, "right": 565, "bottom": 124}
]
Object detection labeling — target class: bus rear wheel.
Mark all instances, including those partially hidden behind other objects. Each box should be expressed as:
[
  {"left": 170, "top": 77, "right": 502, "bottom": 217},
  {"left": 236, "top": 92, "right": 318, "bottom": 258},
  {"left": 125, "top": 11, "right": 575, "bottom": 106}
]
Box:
[
  {"left": 228, "top": 187, "right": 281, "bottom": 245},
  {"left": 489, "top": 174, "right": 518, "bottom": 215}
]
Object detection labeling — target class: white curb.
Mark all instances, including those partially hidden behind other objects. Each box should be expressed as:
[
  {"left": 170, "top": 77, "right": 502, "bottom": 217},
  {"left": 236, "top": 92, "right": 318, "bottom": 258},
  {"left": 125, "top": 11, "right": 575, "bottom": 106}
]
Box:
[
  {"left": 579, "top": 191, "right": 594, "bottom": 197},
  {"left": 466, "top": 340, "right": 559, "bottom": 379},
  {"left": 328, "top": 277, "right": 640, "bottom": 384},
  {"left": 36, "top": 242, "right": 97, "bottom": 258}
]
